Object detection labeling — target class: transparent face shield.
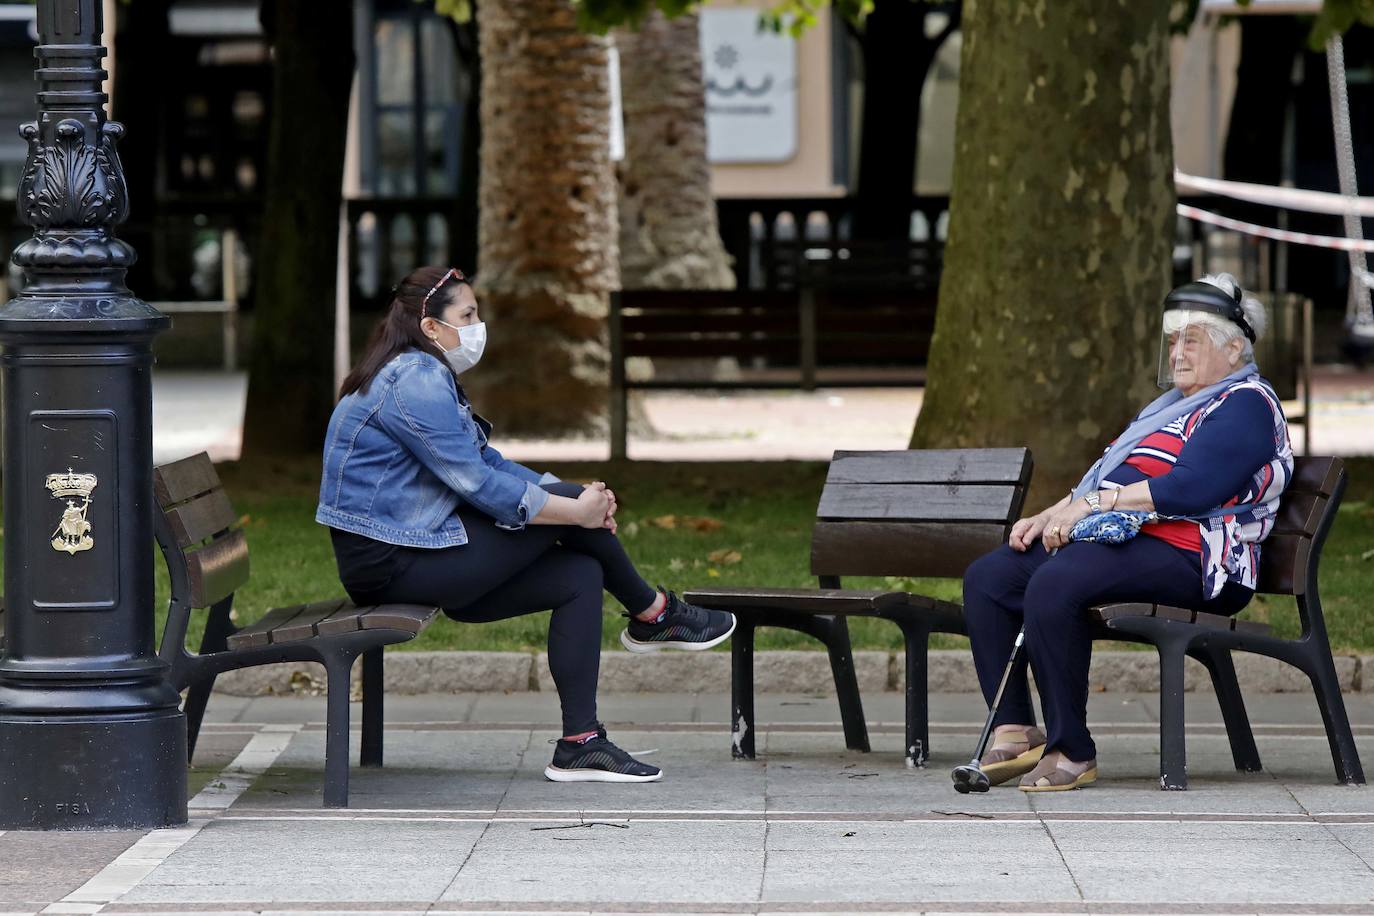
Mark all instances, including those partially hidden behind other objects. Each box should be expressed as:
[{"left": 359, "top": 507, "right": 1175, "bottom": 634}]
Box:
[{"left": 1157, "top": 309, "right": 1239, "bottom": 391}]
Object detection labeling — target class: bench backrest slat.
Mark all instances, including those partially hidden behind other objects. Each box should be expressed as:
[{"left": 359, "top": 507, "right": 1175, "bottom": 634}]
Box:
[
  {"left": 154, "top": 452, "right": 251, "bottom": 609},
  {"left": 154, "top": 452, "right": 222, "bottom": 505},
  {"left": 164, "top": 488, "right": 239, "bottom": 548},
  {"left": 817, "top": 484, "right": 1019, "bottom": 523},
  {"left": 811, "top": 448, "right": 1032, "bottom": 579},
  {"left": 186, "top": 529, "right": 251, "bottom": 608},
  {"left": 1255, "top": 455, "right": 1342, "bottom": 598},
  {"left": 826, "top": 448, "right": 1030, "bottom": 484},
  {"left": 1256, "top": 533, "right": 1310, "bottom": 596}
]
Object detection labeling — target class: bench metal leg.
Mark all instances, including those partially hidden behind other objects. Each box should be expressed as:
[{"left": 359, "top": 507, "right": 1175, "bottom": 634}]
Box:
[
  {"left": 185, "top": 596, "right": 236, "bottom": 763},
  {"left": 360, "top": 647, "right": 384, "bottom": 768},
  {"left": 323, "top": 654, "right": 356, "bottom": 808},
  {"left": 1157, "top": 640, "right": 1189, "bottom": 791},
  {"left": 1305, "top": 650, "right": 1365, "bottom": 785},
  {"left": 183, "top": 679, "right": 215, "bottom": 764},
  {"left": 892, "top": 620, "right": 931, "bottom": 768},
  {"left": 1189, "top": 645, "right": 1261, "bottom": 773},
  {"left": 731, "top": 618, "right": 757, "bottom": 759},
  {"left": 818, "top": 616, "right": 870, "bottom": 754}
]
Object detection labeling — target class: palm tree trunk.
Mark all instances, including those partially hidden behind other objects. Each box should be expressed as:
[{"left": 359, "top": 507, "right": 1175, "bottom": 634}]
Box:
[
  {"left": 470, "top": 0, "right": 617, "bottom": 433},
  {"left": 616, "top": 10, "right": 733, "bottom": 290},
  {"left": 911, "top": 0, "right": 1176, "bottom": 506}
]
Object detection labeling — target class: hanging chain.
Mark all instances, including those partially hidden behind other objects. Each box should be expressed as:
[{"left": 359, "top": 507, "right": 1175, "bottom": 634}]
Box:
[{"left": 1325, "top": 34, "right": 1374, "bottom": 329}]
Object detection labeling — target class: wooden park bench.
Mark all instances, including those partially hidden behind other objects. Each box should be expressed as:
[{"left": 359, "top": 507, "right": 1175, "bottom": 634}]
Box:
[
  {"left": 609, "top": 288, "right": 934, "bottom": 459},
  {"left": 1089, "top": 455, "right": 1363, "bottom": 790},
  {"left": 687, "top": 447, "right": 1360, "bottom": 789},
  {"left": 685, "top": 447, "right": 1033, "bottom": 768},
  {"left": 153, "top": 451, "right": 440, "bottom": 807}
]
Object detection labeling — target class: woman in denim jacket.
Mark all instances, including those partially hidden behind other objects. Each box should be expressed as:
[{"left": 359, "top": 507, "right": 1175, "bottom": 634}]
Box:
[{"left": 318, "top": 266, "right": 735, "bottom": 783}]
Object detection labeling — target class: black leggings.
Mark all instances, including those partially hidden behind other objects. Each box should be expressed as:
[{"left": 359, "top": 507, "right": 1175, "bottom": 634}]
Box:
[{"left": 337, "top": 482, "right": 658, "bottom": 735}]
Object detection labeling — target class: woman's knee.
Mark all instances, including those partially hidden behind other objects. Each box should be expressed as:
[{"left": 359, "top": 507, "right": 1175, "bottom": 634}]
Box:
[
  {"left": 560, "top": 552, "right": 604, "bottom": 598},
  {"left": 1022, "top": 561, "right": 1094, "bottom": 627}
]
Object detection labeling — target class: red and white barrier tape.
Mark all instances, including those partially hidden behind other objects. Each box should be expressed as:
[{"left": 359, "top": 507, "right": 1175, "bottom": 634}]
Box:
[
  {"left": 1176, "top": 170, "right": 1374, "bottom": 217},
  {"left": 1177, "top": 203, "right": 1374, "bottom": 254}
]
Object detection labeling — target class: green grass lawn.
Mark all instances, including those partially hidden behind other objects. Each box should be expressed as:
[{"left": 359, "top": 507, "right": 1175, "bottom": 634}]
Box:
[{"left": 7, "top": 454, "right": 1374, "bottom": 653}]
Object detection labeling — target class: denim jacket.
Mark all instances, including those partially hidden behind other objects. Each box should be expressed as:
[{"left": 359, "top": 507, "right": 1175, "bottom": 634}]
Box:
[{"left": 316, "top": 351, "right": 555, "bottom": 547}]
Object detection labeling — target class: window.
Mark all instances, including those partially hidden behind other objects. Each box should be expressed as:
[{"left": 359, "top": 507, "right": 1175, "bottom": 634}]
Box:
[{"left": 361, "top": 0, "right": 467, "bottom": 197}]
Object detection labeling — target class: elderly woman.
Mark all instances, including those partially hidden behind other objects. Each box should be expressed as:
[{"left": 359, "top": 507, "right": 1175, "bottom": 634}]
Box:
[{"left": 963, "top": 273, "right": 1293, "bottom": 791}]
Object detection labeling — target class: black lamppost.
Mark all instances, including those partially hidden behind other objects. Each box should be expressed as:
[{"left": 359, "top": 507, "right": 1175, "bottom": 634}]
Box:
[{"left": 0, "top": 0, "right": 187, "bottom": 829}]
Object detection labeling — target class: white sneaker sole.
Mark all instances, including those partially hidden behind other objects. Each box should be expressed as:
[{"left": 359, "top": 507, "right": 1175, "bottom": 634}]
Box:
[
  {"left": 543, "top": 765, "right": 663, "bottom": 783},
  {"left": 619, "top": 615, "right": 737, "bottom": 654}
]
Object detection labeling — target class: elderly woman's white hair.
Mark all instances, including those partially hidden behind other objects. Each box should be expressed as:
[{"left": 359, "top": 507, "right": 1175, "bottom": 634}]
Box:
[{"left": 1161, "top": 272, "right": 1268, "bottom": 364}]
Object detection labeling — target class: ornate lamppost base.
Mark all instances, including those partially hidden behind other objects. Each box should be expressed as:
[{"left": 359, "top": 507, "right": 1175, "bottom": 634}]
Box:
[{"left": 0, "top": 711, "right": 187, "bottom": 830}]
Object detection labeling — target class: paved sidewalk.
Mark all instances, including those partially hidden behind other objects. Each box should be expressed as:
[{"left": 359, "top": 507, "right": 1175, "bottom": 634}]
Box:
[{"left": 7, "top": 691, "right": 1374, "bottom": 915}]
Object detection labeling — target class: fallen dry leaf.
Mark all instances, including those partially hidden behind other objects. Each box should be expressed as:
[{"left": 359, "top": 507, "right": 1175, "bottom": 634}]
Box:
[
  {"left": 649, "top": 515, "right": 678, "bottom": 529},
  {"left": 684, "top": 516, "right": 724, "bottom": 532},
  {"left": 708, "top": 549, "right": 743, "bottom": 566},
  {"left": 707, "top": 568, "right": 721, "bottom": 578}
]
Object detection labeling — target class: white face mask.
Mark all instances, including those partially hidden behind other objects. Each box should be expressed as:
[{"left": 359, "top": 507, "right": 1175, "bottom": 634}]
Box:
[{"left": 432, "top": 319, "right": 486, "bottom": 375}]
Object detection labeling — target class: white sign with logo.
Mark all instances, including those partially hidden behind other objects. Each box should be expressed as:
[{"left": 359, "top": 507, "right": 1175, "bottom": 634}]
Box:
[{"left": 700, "top": 7, "right": 798, "bottom": 164}]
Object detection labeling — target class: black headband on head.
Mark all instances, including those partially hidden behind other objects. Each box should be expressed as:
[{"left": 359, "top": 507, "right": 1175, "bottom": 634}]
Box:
[{"left": 1163, "top": 281, "right": 1256, "bottom": 343}]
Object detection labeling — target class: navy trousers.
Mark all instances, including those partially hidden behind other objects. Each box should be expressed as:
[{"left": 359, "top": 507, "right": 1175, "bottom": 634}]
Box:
[{"left": 962, "top": 536, "right": 1252, "bottom": 761}]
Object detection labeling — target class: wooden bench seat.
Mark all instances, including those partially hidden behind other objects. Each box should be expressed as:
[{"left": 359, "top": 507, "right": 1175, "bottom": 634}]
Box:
[
  {"left": 227, "top": 599, "right": 437, "bottom": 649},
  {"left": 1091, "top": 602, "right": 1273, "bottom": 636},
  {"left": 154, "top": 451, "right": 440, "bottom": 808}
]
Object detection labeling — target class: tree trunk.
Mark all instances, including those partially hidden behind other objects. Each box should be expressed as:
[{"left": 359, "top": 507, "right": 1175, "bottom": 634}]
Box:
[
  {"left": 111, "top": 0, "right": 172, "bottom": 297},
  {"left": 852, "top": 0, "right": 958, "bottom": 241},
  {"left": 241, "top": 0, "right": 355, "bottom": 456},
  {"left": 911, "top": 0, "right": 1176, "bottom": 507},
  {"left": 616, "top": 10, "right": 733, "bottom": 290},
  {"left": 470, "top": 0, "right": 616, "bottom": 434}
]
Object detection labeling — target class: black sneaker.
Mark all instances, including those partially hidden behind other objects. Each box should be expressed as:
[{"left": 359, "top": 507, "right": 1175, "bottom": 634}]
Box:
[
  {"left": 544, "top": 732, "right": 662, "bottom": 783},
  {"left": 619, "top": 589, "right": 736, "bottom": 654}
]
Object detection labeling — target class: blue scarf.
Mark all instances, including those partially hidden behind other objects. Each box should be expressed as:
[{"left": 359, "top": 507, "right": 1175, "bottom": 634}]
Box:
[{"left": 1071, "top": 364, "right": 1259, "bottom": 501}]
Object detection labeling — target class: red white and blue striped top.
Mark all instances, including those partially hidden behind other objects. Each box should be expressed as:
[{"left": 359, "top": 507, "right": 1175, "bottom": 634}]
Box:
[{"left": 1099, "top": 377, "right": 1293, "bottom": 597}]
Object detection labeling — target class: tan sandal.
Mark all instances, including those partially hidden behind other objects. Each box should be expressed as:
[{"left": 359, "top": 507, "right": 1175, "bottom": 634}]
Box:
[
  {"left": 1018, "top": 754, "right": 1097, "bottom": 792},
  {"left": 979, "top": 726, "right": 1046, "bottom": 786}
]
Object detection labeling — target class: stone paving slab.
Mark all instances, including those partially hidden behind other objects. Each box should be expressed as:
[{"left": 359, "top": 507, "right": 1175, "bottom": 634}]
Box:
[{"left": 121, "top": 820, "right": 485, "bottom": 903}]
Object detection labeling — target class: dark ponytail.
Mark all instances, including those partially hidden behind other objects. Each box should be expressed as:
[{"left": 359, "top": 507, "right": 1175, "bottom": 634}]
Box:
[{"left": 338, "top": 266, "right": 470, "bottom": 399}]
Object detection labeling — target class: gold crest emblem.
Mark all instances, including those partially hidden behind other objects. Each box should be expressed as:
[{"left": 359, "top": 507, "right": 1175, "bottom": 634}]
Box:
[{"left": 46, "top": 468, "right": 98, "bottom": 555}]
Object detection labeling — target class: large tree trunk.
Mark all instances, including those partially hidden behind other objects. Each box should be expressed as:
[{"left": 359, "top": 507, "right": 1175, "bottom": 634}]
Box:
[
  {"left": 911, "top": 0, "right": 1175, "bottom": 506},
  {"left": 241, "top": 0, "right": 355, "bottom": 456},
  {"left": 616, "top": 10, "right": 733, "bottom": 290},
  {"left": 470, "top": 0, "right": 616, "bottom": 433},
  {"left": 852, "top": 0, "right": 958, "bottom": 241}
]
